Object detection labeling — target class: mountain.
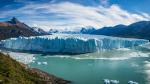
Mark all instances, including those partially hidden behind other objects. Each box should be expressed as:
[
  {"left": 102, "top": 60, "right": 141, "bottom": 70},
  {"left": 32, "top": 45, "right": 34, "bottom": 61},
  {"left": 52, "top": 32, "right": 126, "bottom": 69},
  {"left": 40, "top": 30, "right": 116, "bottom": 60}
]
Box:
[
  {"left": 0, "top": 17, "right": 48, "bottom": 40},
  {"left": 48, "top": 26, "right": 96, "bottom": 34},
  {"left": 91, "top": 25, "right": 126, "bottom": 35},
  {"left": 32, "top": 27, "right": 49, "bottom": 35},
  {"left": 91, "top": 21, "right": 150, "bottom": 40},
  {"left": 48, "top": 28, "right": 80, "bottom": 34},
  {"left": 80, "top": 26, "right": 96, "bottom": 34},
  {"left": 49, "top": 29, "right": 59, "bottom": 33},
  {"left": 0, "top": 52, "right": 70, "bottom": 84}
]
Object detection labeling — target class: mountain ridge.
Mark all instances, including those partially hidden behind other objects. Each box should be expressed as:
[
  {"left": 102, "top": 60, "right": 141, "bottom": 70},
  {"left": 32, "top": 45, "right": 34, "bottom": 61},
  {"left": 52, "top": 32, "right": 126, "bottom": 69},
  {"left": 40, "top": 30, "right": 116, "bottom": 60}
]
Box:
[
  {"left": 91, "top": 21, "right": 150, "bottom": 40},
  {"left": 0, "top": 17, "right": 48, "bottom": 40}
]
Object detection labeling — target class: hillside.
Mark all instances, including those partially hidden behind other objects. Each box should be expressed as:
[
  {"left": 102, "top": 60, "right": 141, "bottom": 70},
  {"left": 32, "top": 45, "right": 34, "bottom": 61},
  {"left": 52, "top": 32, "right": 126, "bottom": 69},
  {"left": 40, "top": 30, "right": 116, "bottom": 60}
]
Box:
[
  {"left": 0, "top": 53, "right": 70, "bottom": 84},
  {"left": 91, "top": 21, "right": 150, "bottom": 40},
  {"left": 0, "top": 17, "right": 48, "bottom": 40}
]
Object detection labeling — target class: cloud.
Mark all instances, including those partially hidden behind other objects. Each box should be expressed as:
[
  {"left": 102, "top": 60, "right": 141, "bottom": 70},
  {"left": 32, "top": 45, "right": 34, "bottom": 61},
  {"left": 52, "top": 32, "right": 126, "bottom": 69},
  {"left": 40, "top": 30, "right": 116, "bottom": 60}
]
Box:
[{"left": 0, "top": 1, "right": 150, "bottom": 31}]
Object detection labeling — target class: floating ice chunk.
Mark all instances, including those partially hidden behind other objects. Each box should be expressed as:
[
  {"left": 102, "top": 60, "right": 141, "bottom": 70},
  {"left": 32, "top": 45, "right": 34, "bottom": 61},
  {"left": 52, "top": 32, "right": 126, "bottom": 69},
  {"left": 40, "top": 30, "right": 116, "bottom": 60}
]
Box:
[
  {"left": 110, "top": 80, "right": 119, "bottom": 84},
  {"left": 37, "top": 62, "right": 41, "bottom": 65},
  {"left": 37, "top": 62, "right": 48, "bottom": 65},
  {"left": 42, "top": 62, "right": 48, "bottom": 65},
  {"left": 128, "top": 81, "right": 138, "bottom": 84},
  {"left": 103, "top": 79, "right": 110, "bottom": 84}
]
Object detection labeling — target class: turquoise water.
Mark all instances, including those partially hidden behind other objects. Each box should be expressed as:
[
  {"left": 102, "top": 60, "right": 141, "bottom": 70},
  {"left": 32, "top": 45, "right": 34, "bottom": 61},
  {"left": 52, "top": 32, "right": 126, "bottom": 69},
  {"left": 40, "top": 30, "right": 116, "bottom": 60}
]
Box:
[{"left": 29, "top": 50, "right": 150, "bottom": 84}]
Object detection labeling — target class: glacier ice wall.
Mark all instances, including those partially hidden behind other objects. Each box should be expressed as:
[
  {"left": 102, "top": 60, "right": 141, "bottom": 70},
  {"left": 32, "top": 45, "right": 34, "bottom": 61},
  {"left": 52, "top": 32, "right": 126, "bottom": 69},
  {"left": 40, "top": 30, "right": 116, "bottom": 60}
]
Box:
[{"left": 1, "top": 34, "right": 149, "bottom": 54}]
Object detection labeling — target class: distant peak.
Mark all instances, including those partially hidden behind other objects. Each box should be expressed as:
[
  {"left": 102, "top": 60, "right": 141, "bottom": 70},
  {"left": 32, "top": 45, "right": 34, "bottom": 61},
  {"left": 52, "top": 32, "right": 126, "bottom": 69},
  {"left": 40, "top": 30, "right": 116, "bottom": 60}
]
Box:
[{"left": 7, "top": 17, "right": 20, "bottom": 24}]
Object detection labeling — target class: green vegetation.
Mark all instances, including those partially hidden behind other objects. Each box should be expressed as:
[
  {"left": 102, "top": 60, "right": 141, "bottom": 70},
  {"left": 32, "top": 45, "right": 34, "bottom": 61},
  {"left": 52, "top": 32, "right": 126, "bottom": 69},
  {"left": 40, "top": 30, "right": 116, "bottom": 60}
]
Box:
[
  {"left": 0, "top": 53, "right": 70, "bottom": 84},
  {"left": 0, "top": 53, "right": 46, "bottom": 84}
]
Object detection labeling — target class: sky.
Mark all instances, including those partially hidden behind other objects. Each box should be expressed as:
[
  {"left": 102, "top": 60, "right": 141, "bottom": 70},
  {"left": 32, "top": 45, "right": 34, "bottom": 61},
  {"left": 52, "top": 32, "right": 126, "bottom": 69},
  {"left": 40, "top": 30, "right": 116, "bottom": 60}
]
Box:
[{"left": 0, "top": 0, "right": 150, "bottom": 31}]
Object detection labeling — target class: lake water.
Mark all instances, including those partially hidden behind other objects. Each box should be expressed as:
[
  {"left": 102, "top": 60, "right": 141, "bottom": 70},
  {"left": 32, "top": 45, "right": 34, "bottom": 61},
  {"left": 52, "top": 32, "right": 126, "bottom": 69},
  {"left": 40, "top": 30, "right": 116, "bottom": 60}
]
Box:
[
  {"left": 1, "top": 34, "right": 150, "bottom": 84},
  {"left": 27, "top": 49, "right": 150, "bottom": 84}
]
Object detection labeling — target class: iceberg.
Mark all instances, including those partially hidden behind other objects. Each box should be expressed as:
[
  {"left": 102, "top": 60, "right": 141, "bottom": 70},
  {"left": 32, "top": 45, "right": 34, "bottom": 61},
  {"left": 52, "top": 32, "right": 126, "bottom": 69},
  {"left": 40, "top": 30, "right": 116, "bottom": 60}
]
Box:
[
  {"left": 0, "top": 34, "right": 149, "bottom": 54},
  {"left": 103, "top": 79, "right": 119, "bottom": 84},
  {"left": 103, "top": 79, "right": 110, "bottom": 84},
  {"left": 128, "top": 81, "right": 138, "bottom": 84}
]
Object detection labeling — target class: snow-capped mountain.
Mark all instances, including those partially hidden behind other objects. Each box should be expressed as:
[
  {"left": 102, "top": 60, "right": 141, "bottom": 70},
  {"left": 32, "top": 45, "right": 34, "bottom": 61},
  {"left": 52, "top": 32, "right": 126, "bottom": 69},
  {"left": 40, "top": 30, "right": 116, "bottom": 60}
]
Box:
[
  {"left": 48, "top": 26, "right": 96, "bottom": 34},
  {"left": 49, "top": 29, "right": 59, "bottom": 33},
  {"left": 32, "top": 27, "right": 49, "bottom": 35},
  {"left": 48, "top": 28, "right": 80, "bottom": 34},
  {"left": 80, "top": 26, "right": 96, "bottom": 34}
]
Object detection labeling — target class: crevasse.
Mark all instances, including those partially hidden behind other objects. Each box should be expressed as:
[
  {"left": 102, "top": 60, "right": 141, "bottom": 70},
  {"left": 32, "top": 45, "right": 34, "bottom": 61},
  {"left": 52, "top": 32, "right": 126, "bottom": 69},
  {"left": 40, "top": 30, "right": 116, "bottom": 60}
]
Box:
[{"left": 1, "top": 34, "right": 149, "bottom": 54}]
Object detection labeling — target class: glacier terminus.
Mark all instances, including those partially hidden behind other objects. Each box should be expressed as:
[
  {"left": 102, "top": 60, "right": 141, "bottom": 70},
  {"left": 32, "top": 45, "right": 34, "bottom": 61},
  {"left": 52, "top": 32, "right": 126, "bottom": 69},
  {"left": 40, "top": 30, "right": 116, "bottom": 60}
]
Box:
[{"left": 0, "top": 34, "right": 149, "bottom": 54}]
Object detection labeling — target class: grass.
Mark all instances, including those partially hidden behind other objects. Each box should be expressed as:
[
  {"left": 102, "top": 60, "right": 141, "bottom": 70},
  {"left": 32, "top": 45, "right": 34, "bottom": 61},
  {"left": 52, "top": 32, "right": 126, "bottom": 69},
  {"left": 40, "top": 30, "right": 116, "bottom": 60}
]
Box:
[{"left": 0, "top": 53, "right": 54, "bottom": 84}]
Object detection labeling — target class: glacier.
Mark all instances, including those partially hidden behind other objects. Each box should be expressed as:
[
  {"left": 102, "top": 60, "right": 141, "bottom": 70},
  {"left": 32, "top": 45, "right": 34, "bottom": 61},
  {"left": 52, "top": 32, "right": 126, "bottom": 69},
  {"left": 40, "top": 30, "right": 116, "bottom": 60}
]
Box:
[{"left": 0, "top": 34, "right": 149, "bottom": 54}]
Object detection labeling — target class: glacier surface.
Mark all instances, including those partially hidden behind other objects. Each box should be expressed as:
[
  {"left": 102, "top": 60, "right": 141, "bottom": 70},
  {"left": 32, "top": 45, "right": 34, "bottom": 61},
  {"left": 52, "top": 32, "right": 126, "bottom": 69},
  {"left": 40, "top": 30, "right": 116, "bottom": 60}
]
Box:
[{"left": 0, "top": 34, "right": 149, "bottom": 54}]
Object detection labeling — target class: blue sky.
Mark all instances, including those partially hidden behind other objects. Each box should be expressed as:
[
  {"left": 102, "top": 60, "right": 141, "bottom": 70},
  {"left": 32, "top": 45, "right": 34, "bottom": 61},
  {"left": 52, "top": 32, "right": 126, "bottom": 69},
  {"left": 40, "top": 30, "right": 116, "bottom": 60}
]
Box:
[{"left": 0, "top": 0, "right": 150, "bottom": 31}]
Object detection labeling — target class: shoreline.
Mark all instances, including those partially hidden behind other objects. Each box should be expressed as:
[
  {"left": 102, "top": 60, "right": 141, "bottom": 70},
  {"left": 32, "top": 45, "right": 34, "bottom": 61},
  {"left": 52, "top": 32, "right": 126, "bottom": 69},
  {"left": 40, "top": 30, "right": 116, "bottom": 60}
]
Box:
[
  {"left": 0, "top": 51, "right": 71, "bottom": 84},
  {"left": 28, "top": 68, "right": 71, "bottom": 84}
]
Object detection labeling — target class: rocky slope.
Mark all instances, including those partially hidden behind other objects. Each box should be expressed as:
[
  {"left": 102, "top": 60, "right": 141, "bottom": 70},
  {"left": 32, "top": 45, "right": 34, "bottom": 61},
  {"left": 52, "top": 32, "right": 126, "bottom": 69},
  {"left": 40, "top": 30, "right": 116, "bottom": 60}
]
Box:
[
  {"left": 0, "top": 52, "right": 70, "bottom": 84},
  {"left": 0, "top": 17, "right": 48, "bottom": 40}
]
